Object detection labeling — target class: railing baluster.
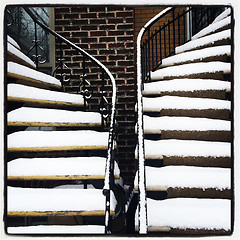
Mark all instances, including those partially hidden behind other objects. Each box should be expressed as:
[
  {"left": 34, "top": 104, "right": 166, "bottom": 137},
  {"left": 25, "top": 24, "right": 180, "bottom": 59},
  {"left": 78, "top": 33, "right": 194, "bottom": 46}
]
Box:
[
  {"left": 178, "top": 13, "right": 180, "bottom": 45},
  {"left": 100, "top": 69, "right": 105, "bottom": 127},
  {"left": 168, "top": 20, "right": 171, "bottom": 55},
  {"left": 34, "top": 21, "right": 39, "bottom": 70},
  {"left": 183, "top": 10, "right": 186, "bottom": 42},
  {"left": 151, "top": 32, "right": 154, "bottom": 71},
  {"left": 172, "top": 9, "right": 176, "bottom": 54},
  {"left": 82, "top": 54, "right": 87, "bottom": 110},
  {"left": 159, "top": 26, "right": 162, "bottom": 63},
  {"left": 155, "top": 29, "right": 158, "bottom": 67},
  {"left": 164, "top": 23, "right": 166, "bottom": 57},
  {"left": 147, "top": 29, "right": 151, "bottom": 81},
  {"left": 59, "top": 40, "right": 64, "bottom": 86}
]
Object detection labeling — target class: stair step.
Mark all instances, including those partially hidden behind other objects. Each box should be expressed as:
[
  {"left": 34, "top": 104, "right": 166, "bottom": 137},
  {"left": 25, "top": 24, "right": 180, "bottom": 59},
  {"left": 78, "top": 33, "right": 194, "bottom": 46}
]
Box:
[
  {"left": 175, "top": 29, "right": 231, "bottom": 54},
  {"left": 212, "top": 8, "right": 231, "bottom": 24},
  {"left": 8, "top": 62, "right": 61, "bottom": 90},
  {"left": 8, "top": 107, "right": 101, "bottom": 127},
  {"left": 143, "top": 78, "right": 230, "bottom": 99},
  {"left": 142, "top": 96, "right": 231, "bottom": 120},
  {"left": 151, "top": 62, "right": 231, "bottom": 81},
  {"left": 8, "top": 157, "right": 120, "bottom": 180},
  {"left": 142, "top": 198, "right": 230, "bottom": 233},
  {"left": 7, "top": 35, "right": 21, "bottom": 50},
  {"left": 8, "top": 42, "right": 36, "bottom": 69},
  {"left": 7, "top": 187, "right": 116, "bottom": 216},
  {"left": 160, "top": 45, "right": 231, "bottom": 68},
  {"left": 8, "top": 84, "right": 85, "bottom": 109},
  {"left": 8, "top": 130, "right": 109, "bottom": 152}
]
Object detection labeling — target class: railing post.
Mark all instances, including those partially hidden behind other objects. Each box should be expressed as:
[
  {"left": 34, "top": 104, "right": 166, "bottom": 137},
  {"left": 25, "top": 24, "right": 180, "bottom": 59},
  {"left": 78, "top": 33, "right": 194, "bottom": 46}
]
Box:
[
  {"left": 172, "top": 9, "right": 176, "bottom": 54},
  {"left": 82, "top": 55, "right": 87, "bottom": 110},
  {"left": 34, "top": 21, "right": 39, "bottom": 70}
]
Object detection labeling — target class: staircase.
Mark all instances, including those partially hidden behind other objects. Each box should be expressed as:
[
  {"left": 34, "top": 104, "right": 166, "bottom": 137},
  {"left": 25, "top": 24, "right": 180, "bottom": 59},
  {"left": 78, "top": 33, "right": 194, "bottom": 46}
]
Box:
[
  {"left": 6, "top": 11, "right": 121, "bottom": 234},
  {"left": 133, "top": 7, "right": 232, "bottom": 235}
]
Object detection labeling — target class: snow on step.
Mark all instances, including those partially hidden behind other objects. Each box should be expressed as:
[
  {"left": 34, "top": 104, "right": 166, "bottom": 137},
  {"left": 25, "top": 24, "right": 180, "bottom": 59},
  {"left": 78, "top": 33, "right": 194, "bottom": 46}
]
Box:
[
  {"left": 8, "top": 42, "right": 36, "bottom": 69},
  {"left": 143, "top": 116, "right": 230, "bottom": 133},
  {"left": 134, "top": 166, "right": 230, "bottom": 190},
  {"left": 8, "top": 130, "right": 109, "bottom": 151},
  {"left": 143, "top": 96, "right": 230, "bottom": 112},
  {"left": 176, "top": 29, "right": 231, "bottom": 54},
  {"left": 146, "top": 198, "right": 230, "bottom": 231},
  {"left": 8, "top": 187, "right": 116, "bottom": 215},
  {"left": 151, "top": 62, "right": 231, "bottom": 80},
  {"left": 8, "top": 84, "right": 84, "bottom": 107},
  {"left": 8, "top": 225, "right": 105, "bottom": 234},
  {"left": 8, "top": 62, "right": 61, "bottom": 89},
  {"left": 8, "top": 107, "right": 101, "bottom": 127},
  {"left": 212, "top": 8, "right": 231, "bottom": 24},
  {"left": 143, "top": 78, "right": 230, "bottom": 95},
  {"left": 7, "top": 35, "right": 21, "bottom": 49},
  {"left": 191, "top": 16, "right": 231, "bottom": 40},
  {"left": 8, "top": 157, "right": 120, "bottom": 180},
  {"left": 160, "top": 45, "right": 231, "bottom": 68},
  {"left": 143, "top": 139, "right": 230, "bottom": 158}
]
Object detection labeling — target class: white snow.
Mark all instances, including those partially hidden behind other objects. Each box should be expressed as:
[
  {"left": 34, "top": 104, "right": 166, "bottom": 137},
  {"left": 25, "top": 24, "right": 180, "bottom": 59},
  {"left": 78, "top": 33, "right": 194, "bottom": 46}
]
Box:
[
  {"left": 212, "top": 8, "right": 231, "bottom": 24},
  {"left": 8, "top": 225, "right": 105, "bottom": 234},
  {"left": 8, "top": 62, "right": 61, "bottom": 88},
  {"left": 134, "top": 166, "right": 230, "bottom": 190},
  {"left": 191, "top": 16, "right": 231, "bottom": 40},
  {"left": 161, "top": 45, "right": 231, "bottom": 67},
  {"left": 8, "top": 157, "right": 120, "bottom": 177},
  {"left": 8, "top": 107, "right": 101, "bottom": 124},
  {"left": 143, "top": 78, "right": 230, "bottom": 95},
  {"left": 146, "top": 198, "right": 230, "bottom": 230},
  {"left": 142, "top": 95, "right": 230, "bottom": 111},
  {"left": 7, "top": 35, "right": 21, "bottom": 49},
  {"left": 176, "top": 29, "right": 231, "bottom": 54},
  {"left": 8, "top": 187, "right": 117, "bottom": 212},
  {"left": 7, "top": 42, "right": 36, "bottom": 68},
  {"left": 143, "top": 116, "right": 230, "bottom": 132},
  {"left": 8, "top": 130, "right": 109, "bottom": 149},
  {"left": 144, "top": 139, "right": 230, "bottom": 158},
  {"left": 8, "top": 83, "right": 84, "bottom": 105},
  {"left": 151, "top": 62, "right": 231, "bottom": 80}
]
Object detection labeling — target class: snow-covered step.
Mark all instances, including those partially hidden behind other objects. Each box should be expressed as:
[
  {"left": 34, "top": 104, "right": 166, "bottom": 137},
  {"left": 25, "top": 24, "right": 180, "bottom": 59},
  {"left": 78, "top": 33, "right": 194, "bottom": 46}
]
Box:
[
  {"left": 143, "top": 78, "right": 231, "bottom": 99},
  {"left": 8, "top": 187, "right": 116, "bottom": 216},
  {"left": 7, "top": 35, "right": 21, "bottom": 50},
  {"left": 8, "top": 130, "right": 109, "bottom": 152},
  {"left": 151, "top": 61, "right": 231, "bottom": 81},
  {"left": 140, "top": 198, "right": 231, "bottom": 232},
  {"left": 8, "top": 225, "right": 105, "bottom": 234},
  {"left": 8, "top": 42, "right": 36, "bottom": 69},
  {"left": 160, "top": 45, "right": 231, "bottom": 68},
  {"left": 8, "top": 62, "right": 61, "bottom": 90},
  {"left": 212, "top": 8, "right": 231, "bottom": 24},
  {"left": 142, "top": 95, "right": 230, "bottom": 120},
  {"left": 8, "top": 157, "right": 120, "bottom": 180},
  {"left": 142, "top": 116, "right": 231, "bottom": 142},
  {"left": 176, "top": 29, "right": 231, "bottom": 54},
  {"left": 8, "top": 107, "right": 102, "bottom": 127},
  {"left": 8, "top": 84, "right": 85, "bottom": 108}
]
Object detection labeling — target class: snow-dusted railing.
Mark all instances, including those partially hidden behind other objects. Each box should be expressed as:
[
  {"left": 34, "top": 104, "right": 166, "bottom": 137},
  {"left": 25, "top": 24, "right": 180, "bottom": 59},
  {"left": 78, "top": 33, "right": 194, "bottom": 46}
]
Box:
[{"left": 23, "top": 7, "right": 117, "bottom": 234}]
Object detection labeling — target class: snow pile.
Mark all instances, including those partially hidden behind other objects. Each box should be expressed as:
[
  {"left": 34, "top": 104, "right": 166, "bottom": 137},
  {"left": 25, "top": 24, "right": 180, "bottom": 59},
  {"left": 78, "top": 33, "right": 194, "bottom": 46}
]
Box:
[
  {"left": 8, "top": 157, "right": 120, "bottom": 177},
  {"left": 147, "top": 198, "right": 230, "bottom": 230},
  {"left": 144, "top": 139, "right": 230, "bottom": 158},
  {"left": 134, "top": 166, "right": 230, "bottom": 190},
  {"left": 143, "top": 78, "right": 230, "bottom": 95},
  {"left": 143, "top": 95, "right": 230, "bottom": 111},
  {"left": 8, "top": 84, "right": 84, "bottom": 105},
  {"left": 8, "top": 107, "right": 101, "bottom": 124},
  {"left": 176, "top": 29, "right": 231, "bottom": 54},
  {"left": 8, "top": 62, "right": 61, "bottom": 88},
  {"left": 8, "top": 187, "right": 117, "bottom": 212},
  {"left": 8, "top": 130, "right": 109, "bottom": 149},
  {"left": 7, "top": 35, "right": 21, "bottom": 49},
  {"left": 212, "top": 8, "right": 231, "bottom": 24},
  {"left": 151, "top": 62, "right": 231, "bottom": 80}
]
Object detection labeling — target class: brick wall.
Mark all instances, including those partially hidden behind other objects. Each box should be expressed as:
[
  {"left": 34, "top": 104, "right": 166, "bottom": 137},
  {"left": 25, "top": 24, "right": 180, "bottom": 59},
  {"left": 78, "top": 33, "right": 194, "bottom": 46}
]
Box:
[{"left": 54, "top": 6, "right": 136, "bottom": 185}]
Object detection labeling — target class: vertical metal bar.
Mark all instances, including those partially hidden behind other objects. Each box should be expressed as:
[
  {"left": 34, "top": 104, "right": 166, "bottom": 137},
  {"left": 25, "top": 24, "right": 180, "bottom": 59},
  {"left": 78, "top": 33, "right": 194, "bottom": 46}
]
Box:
[
  {"left": 155, "top": 29, "right": 158, "bottom": 67},
  {"left": 172, "top": 9, "right": 176, "bottom": 54},
  {"left": 59, "top": 40, "right": 64, "bottom": 86},
  {"left": 159, "top": 26, "right": 162, "bottom": 63},
  {"left": 151, "top": 33, "right": 154, "bottom": 71},
  {"left": 168, "top": 20, "right": 171, "bottom": 56},
  {"left": 34, "top": 21, "right": 39, "bottom": 70},
  {"left": 101, "top": 69, "right": 105, "bottom": 128},
  {"left": 163, "top": 23, "right": 166, "bottom": 57},
  {"left": 188, "top": 8, "right": 191, "bottom": 40},
  {"left": 183, "top": 11, "right": 186, "bottom": 42},
  {"left": 147, "top": 29, "right": 151, "bottom": 81},
  {"left": 178, "top": 13, "right": 181, "bottom": 45},
  {"left": 82, "top": 55, "right": 87, "bottom": 110}
]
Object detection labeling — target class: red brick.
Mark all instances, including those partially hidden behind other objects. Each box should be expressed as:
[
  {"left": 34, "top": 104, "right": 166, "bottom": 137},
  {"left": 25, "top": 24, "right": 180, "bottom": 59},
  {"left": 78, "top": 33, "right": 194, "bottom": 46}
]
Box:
[{"left": 81, "top": 13, "right": 97, "bottom": 18}]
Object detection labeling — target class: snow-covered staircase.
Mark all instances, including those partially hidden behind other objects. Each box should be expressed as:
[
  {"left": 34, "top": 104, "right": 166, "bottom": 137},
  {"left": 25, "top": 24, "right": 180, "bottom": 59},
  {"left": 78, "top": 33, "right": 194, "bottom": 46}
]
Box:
[
  {"left": 6, "top": 34, "right": 120, "bottom": 234},
  {"left": 133, "top": 8, "right": 232, "bottom": 235}
]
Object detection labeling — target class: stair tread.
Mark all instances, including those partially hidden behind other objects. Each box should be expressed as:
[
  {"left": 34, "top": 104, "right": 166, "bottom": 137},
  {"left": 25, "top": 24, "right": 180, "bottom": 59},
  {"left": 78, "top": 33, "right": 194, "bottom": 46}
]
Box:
[
  {"left": 160, "top": 45, "right": 231, "bottom": 68},
  {"left": 143, "top": 78, "right": 231, "bottom": 96},
  {"left": 8, "top": 42, "right": 36, "bottom": 69},
  {"left": 212, "top": 8, "right": 231, "bottom": 24},
  {"left": 7, "top": 35, "right": 21, "bottom": 50},
  {"left": 142, "top": 139, "right": 230, "bottom": 159},
  {"left": 134, "top": 166, "right": 230, "bottom": 190},
  {"left": 8, "top": 130, "right": 109, "bottom": 152},
  {"left": 8, "top": 157, "right": 120, "bottom": 180},
  {"left": 144, "top": 198, "right": 230, "bottom": 231},
  {"left": 8, "top": 62, "right": 61, "bottom": 89},
  {"left": 175, "top": 29, "right": 231, "bottom": 54},
  {"left": 8, "top": 83, "right": 85, "bottom": 107},
  {"left": 151, "top": 61, "right": 231, "bottom": 81},
  {"left": 8, "top": 107, "right": 101, "bottom": 127},
  {"left": 142, "top": 96, "right": 230, "bottom": 112},
  {"left": 7, "top": 187, "right": 116, "bottom": 216}
]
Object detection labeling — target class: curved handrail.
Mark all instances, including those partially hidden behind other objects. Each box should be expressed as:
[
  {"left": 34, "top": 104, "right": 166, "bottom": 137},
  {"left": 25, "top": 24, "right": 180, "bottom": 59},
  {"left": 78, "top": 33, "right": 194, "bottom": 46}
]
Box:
[
  {"left": 136, "top": 7, "right": 173, "bottom": 234},
  {"left": 23, "top": 7, "right": 117, "bottom": 234}
]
